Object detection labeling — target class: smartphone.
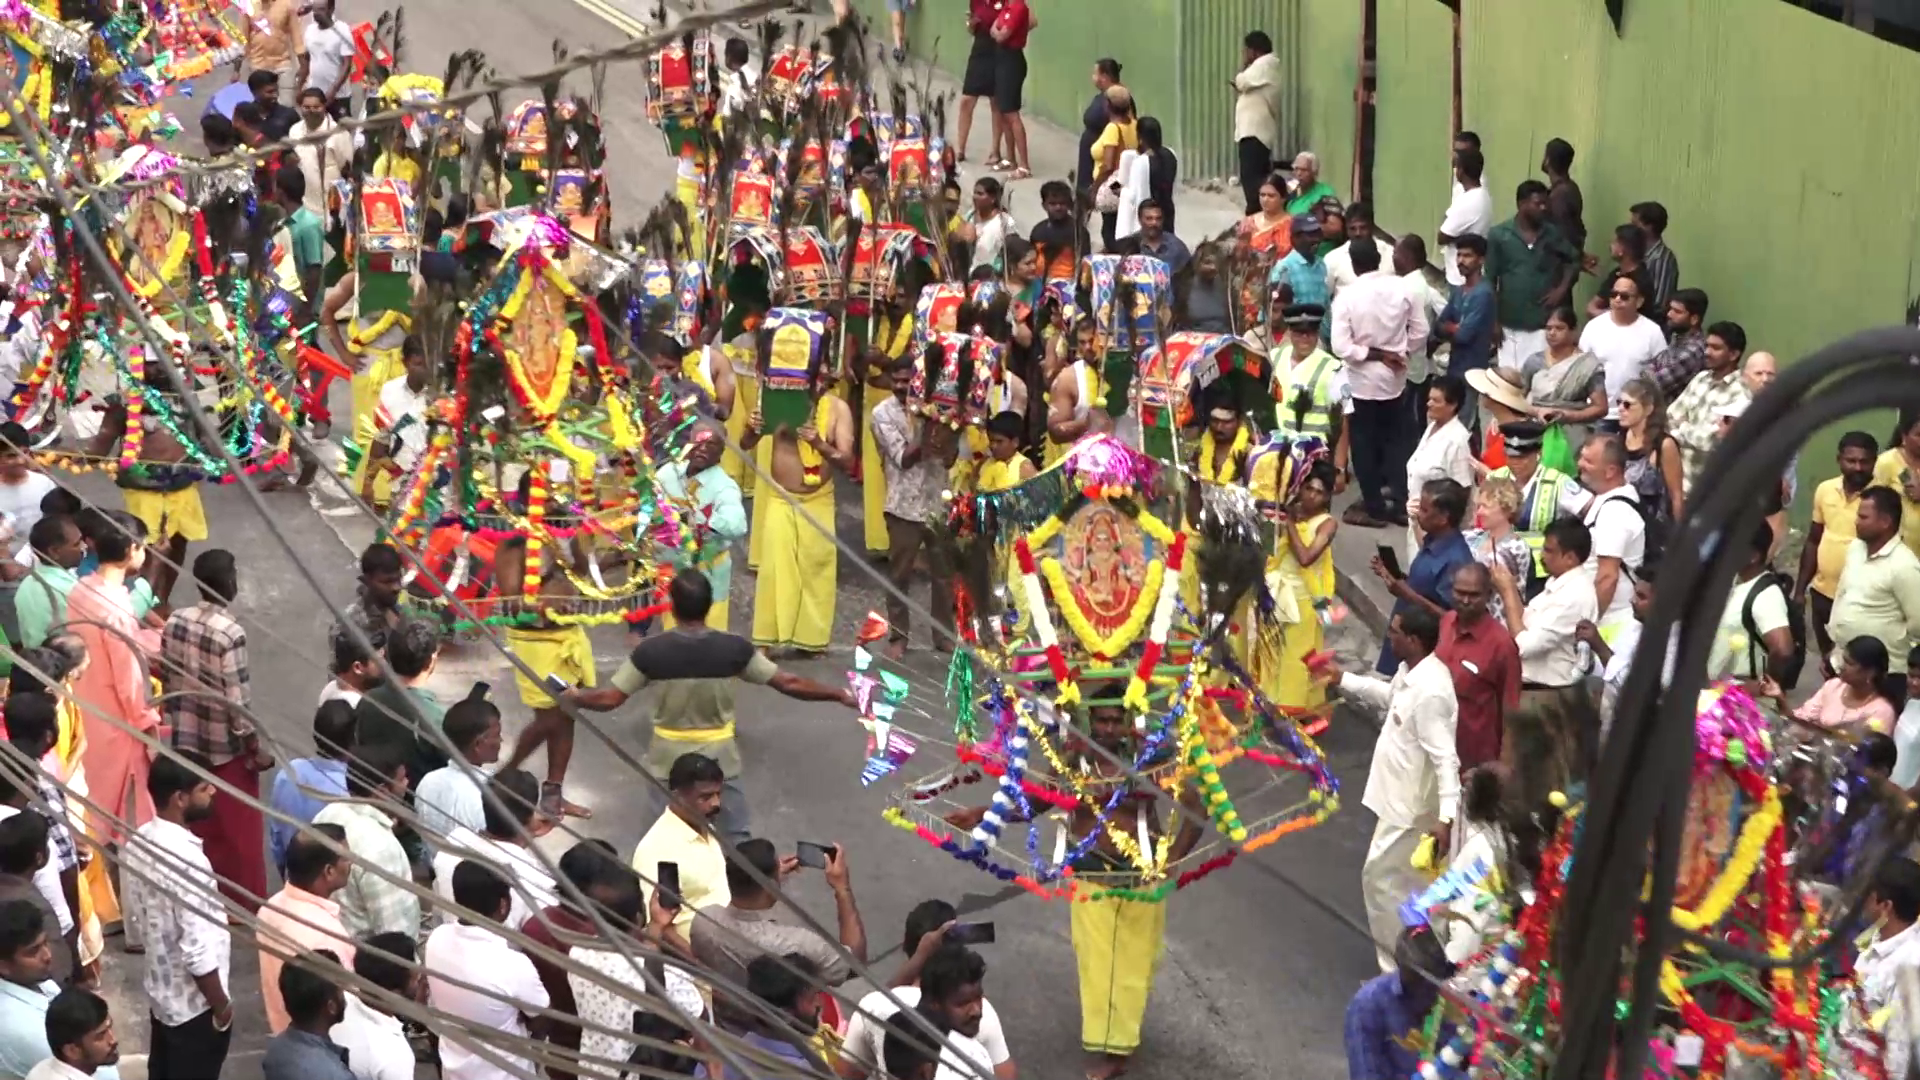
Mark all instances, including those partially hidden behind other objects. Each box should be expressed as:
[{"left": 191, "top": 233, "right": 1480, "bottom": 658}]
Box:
[
  {"left": 470, "top": 680, "right": 490, "bottom": 699},
  {"left": 543, "top": 674, "right": 571, "bottom": 697},
  {"left": 1375, "top": 544, "right": 1404, "bottom": 580},
  {"left": 795, "top": 841, "right": 835, "bottom": 870},
  {"left": 947, "top": 921, "right": 996, "bottom": 945},
  {"left": 656, "top": 861, "right": 682, "bottom": 909}
]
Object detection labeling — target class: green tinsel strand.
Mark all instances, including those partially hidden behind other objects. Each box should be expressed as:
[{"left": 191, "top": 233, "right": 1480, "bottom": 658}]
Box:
[{"left": 946, "top": 649, "right": 976, "bottom": 744}]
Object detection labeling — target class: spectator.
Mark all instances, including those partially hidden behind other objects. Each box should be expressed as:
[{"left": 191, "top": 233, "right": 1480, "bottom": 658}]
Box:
[
  {"left": 313, "top": 742, "right": 420, "bottom": 938},
  {"left": 1847, "top": 858, "right": 1920, "bottom": 1080},
  {"left": 1897, "top": 648, "right": 1920, "bottom": 788},
  {"left": 1576, "top": 271, "right": 1664, "bottom": 425},
  {"left": 430, "top": 768, "right": 558, "bottom": 931},
  {"left": 568, "top": 863, "right": 705, "bottom": 1074},
  {"left": 329, "top": 932, "right": 422, "bottom": 1080},
  {"left": 1464, "top": 476, "right": 1533, "bottom": 623},
  {"left": 29, "top": 988, "right": 120, "bottom": 1080},
  {"left": 0, "top": 900, "right": 75, "bottom": 1079},
  {"left": 1029, "top": 181, "right": 1090, "bottom": 285},
  {"left": 871, "top": 356, "right": 960, "bottom": 659},
  {"left": 0, "top": 694, "right": 79, "bottom": 963},
  {"left": 955, "top": 0, "right": 1006, "bottom": 168},
  {"left": 1285, "top": 151, "right": 1336, "bottom": 215},
  {"left": 1269, "top": 304, "right": 1352, "bottom": 475},
  {"left": 301, "top": 1, "right": 356, "bottom": 109},
  {"left": 1800, "top": 432, "right": 1880, "bottom": 660},
  {"left": 0, "top": 429, "right": 55, "bottom": 565},
  {"left": 1076, "top": 60, "right": 1120, "bottom": 197},
  {"left": 1644, "top": 288, "right": 1709, "bottom": 402},
  {"left": 1614, "top": 378, "right": 1683, "bottom": 523},
  {"left": 1116, "top": 118, "right": 1176, "bottom": 237},
  {"left": 122, "top": 754, "right": 233, "bottom": 1079},
  {"left": 1540, "top": 137, "right": 1586, "bottom": 256},
  {"left": 1708, "top": 522, "right": 1796, "bottom": 684},
  {"left": 1119, "top": 199, "right": 1188, "bottom": 273},
  {"left": 1325, "top": 203, "right": 1394, "bottom": 300},
  {"left": 1403, "top": 377, "right": 1476, "bottom": 556},
  {"left": 882, "top": 1024, "right": 940, "bottom": 1080},
  {"left": 1337, "top": 606, "right": 1459, "bottom": 971},
  {"left": 1828, "top": 486, "right": 1920, "bottom": 707},
  {"left": 1435, "top": 564, "right": 1521, "bottom": 772},
  {"left": 1880, "top": 411, "right": 1920, "bottom": 560},
  {"left": 414, "top": 693, "right": 504, "bottom": 842},
  {"left": 691, "top": 838, "right": 866, "bottom": 993},
  {"left": 13, "top": 515, "right": 84, "bottom": 650},
  {"left": 427, "top": 861, "right": 550, "bottom": 1080},
  {"left": 257, "top": 827, "right": 355, "bottom": 1034},
  {"left": 161, "top": 548, "right": 270, "bottom": 913},
  {"left": 246, "top": 68, "right": 300, "bottom": 139},
  {"left": 1088, "top": 87, "right": 1139, "bottom": 251},
  {"left": 336, "top": 542, "right": 409, "bottom": 642},
  {"left": 1233, "top": 32, "right": 1282, "bottom": 214},
  {"left": 1344, "top": 926, "right": 1452, "bottom": 1080},
  {"left": 261, "top": 954, "right": 353, "bottom": 1080},
  {"left": 1575, "top": 435, "right": 1645, "bottom": 636},
  {"left": 1179, "top": 244, "right": 1233, "bottom": 335},
  {"left": 956, "top": 178, "right": 1017, "bottom": 275},
  {"left": 319, "top": 621, "right": 385, "bottom": 709},
  {"left": 273, "top": 168, "right": 325, "bottom": 310},
  {"left": 1373, "top": 479, "right": 1472, "bottom": 674},
  {"left": 523, "top": 840, "right": 627, "bottom": 1076},
  {"left": 1667, "top": 321, "right": 1751, "bottom": 498},
  {"left": 1268, "top": 214, "right": 1328, "bottom": 311},
  {"left": 352, "top": 616, "right": 451, "bottom": 791},
  {"left": 267, "top": 700, "right": 355, "bottom": 872},
  {"left": 1586, "top": 225, "right": 1657, "bottom": 324},
  {"left": 62, "top": 512, "right": 157, "bottom": 850},
  {"left": 718, "top": 37, "right": 755, "bottom": 114},
  {"left": 1486, "top": 180, "right": 1579, "bottom": 372},
  {"left": 1630, "top": 201, "right": 1679, "bottom": 312},
  {"left": 1334, "top": 238, "right": 1429, "bottom": 527},
  {"left": 717, "top": 955, "right": 828, "bottom": 1080},
  {"left": 245, "top": 0, "right": 304, "bottom": 80},
  {"left": 1434, "top": 234, "right": 1496, "bottom": 390},
  {"left": 629, "top": 753, "right": 730, "bottom": 934},
  {"left": 842, "top": 900, "right": 1015, "bottom": 1080},
  {"left": 0, "top": 813, "right": 67, "bottom": 991},
  {"left": 1766, "top": 636, "right": 1897, "bottom": 736},
  {"left": 1491, "top": 518, "right": 1599, "bottom": 809},
  {"left": 1581, "top": 565, "right": 1662, "bottom": 745},
  {"left": 569, "top": 570, "right": 854, "bottom": 843},
  {"left": 200, "top": 112, "right": 240, "bottom": 155},
  {"left": 1438, "top": 148, "right": 1492, "bottom": 288},
  {"left": 988, "top": 0, "right": 1034, "bottom": 178},
  {"left": 1393, "top": 238, "right": 1451, "bottom": 433}
]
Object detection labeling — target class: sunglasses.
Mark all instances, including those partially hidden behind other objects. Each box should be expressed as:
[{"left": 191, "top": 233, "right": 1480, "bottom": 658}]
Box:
[{"left": 1610, "top": 291, "right": 1637, "bottom": 301}]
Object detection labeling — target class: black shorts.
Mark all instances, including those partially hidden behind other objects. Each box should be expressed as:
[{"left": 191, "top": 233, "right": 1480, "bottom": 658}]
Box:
[
  {"left": 994, "top": 47, "right": 1027, "bottom": 113},
  {"left": 962, "top": 31, "right": 997, "bottom": 97}
]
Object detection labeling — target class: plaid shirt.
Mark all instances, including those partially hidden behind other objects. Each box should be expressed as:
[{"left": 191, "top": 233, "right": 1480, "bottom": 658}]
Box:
[
  {"left": 311, "top": 800, "right": 420, "bottom": 938},
  {"left": 161, "top": 602, "right": 253, "bottom": 766},
  {"left": 30, "top": 770, "right": 77, "bottom": 872},
  {"left": 1644, "top": 328, "right": 1706, "bottom": 402},
  {"left": 1669, "top": 367, "right": 1751, "bottom": 497}
]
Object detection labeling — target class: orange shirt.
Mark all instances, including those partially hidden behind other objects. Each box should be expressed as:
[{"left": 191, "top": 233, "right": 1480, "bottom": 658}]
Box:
[{"left": 246, "top": 0, "right": 304, "bottom": 74}]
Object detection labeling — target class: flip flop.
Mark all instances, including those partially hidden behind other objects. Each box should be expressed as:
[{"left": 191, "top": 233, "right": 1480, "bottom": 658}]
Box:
[{"left": 1010, "top": 168, "right": 1032, "bottom": 180}]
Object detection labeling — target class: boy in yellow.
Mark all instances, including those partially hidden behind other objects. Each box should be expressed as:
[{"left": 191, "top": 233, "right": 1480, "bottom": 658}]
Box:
[{"left": 744, "top": 374, "right": 855, "bottom": 656}]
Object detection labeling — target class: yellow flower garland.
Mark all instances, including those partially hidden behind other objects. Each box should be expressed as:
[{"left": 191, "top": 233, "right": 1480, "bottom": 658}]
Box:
[
  {"left": 114, "top": 226, "right": 190, "bottom": 299},
  {"left": 1199, "top": 424, "right": 1251, "bottom": 483},
  {"left": 498, "top": 261, "right": 586, "bottom": 420},
  {"left": 348, "top": 310, "right": 411, "bottom": 353},
  {"left": 1040, "top": 557, "right": 1164, "bottom": 658},
  {"left": 1667, "top": 785, "right": 1781, "bottom": 932}
]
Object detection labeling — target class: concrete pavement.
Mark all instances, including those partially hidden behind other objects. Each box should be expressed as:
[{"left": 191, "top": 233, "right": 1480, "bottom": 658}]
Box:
[{"left": 70, "top": 3, "right": 1393, "bottom": 1077}]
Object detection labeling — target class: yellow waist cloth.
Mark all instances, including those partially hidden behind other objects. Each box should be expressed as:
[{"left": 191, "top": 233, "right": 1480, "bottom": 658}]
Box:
[
  {"left": 751, "top": 480, "right": 838, "bottom": 652},
  {"left": 655, "top": 720, "right": 737, "bottom": 743},
  {"left": 1070, "top": 891, "right": 1167, "bottom": 1055}
]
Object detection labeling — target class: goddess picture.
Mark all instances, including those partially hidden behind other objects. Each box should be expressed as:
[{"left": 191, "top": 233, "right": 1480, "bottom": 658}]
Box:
[{"left": 1059, "top": 503, "right": 1146, "bottom": 638}]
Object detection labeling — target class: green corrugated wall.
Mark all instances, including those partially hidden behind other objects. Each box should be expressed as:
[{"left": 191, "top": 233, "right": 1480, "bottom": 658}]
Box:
[{"left": 1368, "top": 0, "right": 1451, "bottom": 241}]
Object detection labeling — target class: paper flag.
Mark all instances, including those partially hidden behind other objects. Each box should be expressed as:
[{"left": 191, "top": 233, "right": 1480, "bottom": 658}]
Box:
[
  {"left": 848, "top": 673, "right": 878, "bottom": 716},
  {"left": 872, "top": 701, "right": 897, "bottom": 721},
  {"left": 879, "top": 670, "right": 911, "bottom": 704},
  {"left": 860, "top": 757, "right": 900, "bottom": 785},
  {"left": 852, "top": 645, "right": 874, "bottom": 672},
  {"left": 857, "top": 611, "right": 890, "bottom": 645}
]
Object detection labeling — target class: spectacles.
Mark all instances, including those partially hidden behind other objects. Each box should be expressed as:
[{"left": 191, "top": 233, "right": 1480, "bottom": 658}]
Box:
[{"left": 1610, "top": 291, "right": 1637, "bottom": 301}]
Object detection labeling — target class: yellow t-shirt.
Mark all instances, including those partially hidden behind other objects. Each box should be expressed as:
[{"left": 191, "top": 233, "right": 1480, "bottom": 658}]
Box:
[
  {"left": 1872, "top": 449, "right": 1920, "bottom": 558},
  {"left": 1091, "top": 119, "right": 1139, "bottom": 163},
  {"left": 373, "top": 153, "right": 422, "bottom": 188},
  {"left": 1811, "top": 476, "right": 1863, "bottom": 598}
]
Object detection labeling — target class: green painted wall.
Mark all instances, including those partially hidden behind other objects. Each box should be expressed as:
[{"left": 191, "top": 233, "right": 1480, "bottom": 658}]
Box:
[{"left": 1368, "top": 0, "right": 1452, "bottom": 243}]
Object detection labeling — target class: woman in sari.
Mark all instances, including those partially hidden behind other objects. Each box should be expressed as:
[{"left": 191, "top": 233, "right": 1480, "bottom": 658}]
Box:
[
  {"left": 30, "top": 634, "right": 117, "bottom": 981},
  {"left": 1266, "top": 462, "right": 1339, "bottom": 714},
  {"left": 1236, "top": 174, "right": 1292, "bottom": 258},
  {"left": 1517, "top": 305, "right": 1607, "bottom": 453}
]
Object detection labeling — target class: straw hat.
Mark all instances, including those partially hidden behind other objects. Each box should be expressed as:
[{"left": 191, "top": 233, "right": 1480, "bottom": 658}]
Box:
[{"left": 1464, "top": 367, "right": 1531, "bottom": 415}]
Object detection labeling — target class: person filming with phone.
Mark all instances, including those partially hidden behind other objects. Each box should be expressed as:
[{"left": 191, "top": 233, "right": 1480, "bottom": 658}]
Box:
[
  {"left": 690, "top": 837, "right": 866, "bottom": 997},
  {"left": 840, "top": 899, "right": 1018, "bottom": 1080},
  {"left": 1372, "top": 478, "right": 1475, "bottom": 674}
]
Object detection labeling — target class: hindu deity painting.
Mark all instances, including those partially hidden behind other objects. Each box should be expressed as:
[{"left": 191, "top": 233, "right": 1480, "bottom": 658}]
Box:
[{"left": 1059, "top": 502, "right": 1147, "bottom": 640}]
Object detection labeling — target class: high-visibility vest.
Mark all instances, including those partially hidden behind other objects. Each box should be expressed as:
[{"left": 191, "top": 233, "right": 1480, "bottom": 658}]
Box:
[
  {"left": 1274, "top": 346, "right": 1341, "bottom": 439},
  {"left": 1492, "top": 465, "right": 1576, "bottom": 579}
]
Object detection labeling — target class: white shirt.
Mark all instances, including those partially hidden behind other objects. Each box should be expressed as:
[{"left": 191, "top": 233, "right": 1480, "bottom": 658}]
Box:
[
  {"left": 568, "top": 946, "right": 706, "bottom": 1072},
  {"left": 1115, "top": 150, "right": 1150, "bottom": 240},
  {"left": 1853, "top": 921, "right": 1920, "bottom": 1080},
  {"left": 317, "top": 679, "right": 363, "bottom": 709},
  {"left": 1341, "top": 654, "right": 1461, "bottom": 828},
  {"left": 425, "top": 922, "right": 550, "bottom": 1080},
  {"left": 1231, "top": 53, "right": 1283, "bottom": 147},
  {"left": 1405, "top": 418, "right": 1475, "bottom": 512},
  {"left": 293, "top": 114, "right": 353, "bottom": 218},
  {"left": 843, "top": 986, "right": 1012, "bottom": 1079},
  {"left": 1581, "top": 486, "right": 1645, "bottom": 629},
  {"left": 1897, "top": 701, "right": 1920, "bottom": 789},
  {"left": 1324, "top": 236, "right": 1395, "bottom": 300},
  {"left": 1578, "top": 314, "right": 1667, "bottom": 419},
  {"left": 430, "top": 826, "right": 558, "bottom": 931},
  {"left": 303, "top": 20, "right": 357, "bottom": 94},
  {"left": 719, "top": 65, "right": 757, "bottom": 115},
  {"left": 1401, "top": 269, "right": 1451, "bottom": 384},
  {"left": 1440, "top": 183, "right": 1494, "bottom": 285},
  {"left": 969, "top": 210, "right": 1018, "bottom": 273},
  {"left": 1711, "top": 573, "right": 1791, "bottom": 680},
  {"left": 25, "top": 1060, "right": 94, "bottom": 1080},
  {"left": 1331, "top": 270, "right": 1431, "bottom": 402},
  {"left": 372, "top": 376, "right": 430, "bottom": 471},
  {"left": 0, "top": 473, "right": 56, "bottom": 561},
  {"left": 0, "top": 807, "right": 69, "bottom": 934},
  {"left": 330, "top": 993, "right": 415, "bottom": 1080},
  {"left": 122, "top": 818, "right": 231, "bottom": 1027},
  {"left": 1514, "top": 565, "right": 1600, "bottom": 686},
  {"left": 414, "top": 764, "right": 488, "bottom": 844}
]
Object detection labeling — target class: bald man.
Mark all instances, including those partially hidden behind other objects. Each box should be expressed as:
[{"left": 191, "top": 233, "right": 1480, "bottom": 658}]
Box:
[{"left": 1734, "top": 351, "right": 1792, "bottom": 556}]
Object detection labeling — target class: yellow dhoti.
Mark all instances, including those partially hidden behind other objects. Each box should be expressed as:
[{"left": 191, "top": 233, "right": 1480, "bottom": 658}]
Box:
[
  {"left": 1071, "top": 891, "right": 1167, "bottom": 1055},
  {"left": 1044, "top": 437, "right": 1071, "bottom": 467},
  {"left": 504, "top": 624, "right": 598, "bottom": 709},
  {"left": 724, "top": 372, "right": 759, "bottom": 499},
  {"left": 862, "top": 403, "right": 889, "bottom": 556},
  {"left": 348, "top": 346, "right": 408, "bottom": 505},
  {"left": 122, "top": 486, "right": 209, "bottom": 543},
  {"left": 751, "top": 481, "right": 837, "bottom": 652},
  {"left": 1265, "top": 616, "right": 1326, "bottom": 713}
]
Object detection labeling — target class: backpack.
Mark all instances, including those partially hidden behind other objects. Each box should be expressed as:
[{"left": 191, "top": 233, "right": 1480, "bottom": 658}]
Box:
[
  {"left": 1589, "top": 490, "right": 1669, "bottom": 580},
  {"left": 1741, "top": 570, "right": 1809, "bottom": 690}
]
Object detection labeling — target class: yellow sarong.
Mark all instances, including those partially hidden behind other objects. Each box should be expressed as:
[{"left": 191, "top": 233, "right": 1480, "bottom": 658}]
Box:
[
  {"left": 1043, "top": 436, "right": 1071, "bottom": 467},
  {"left": 349, "top": 346, "right": 408, "bottom": 505},
  {"left": 863, "top": 398, "right": 890, "bottom": 556},
  {"left": 1070, "top": 892, "right": 1167, "bottom": 1055},
  {"left": 751, "top": 480, "right": 838, "bottom": 652},
  {"left": 504, "top": 624, "right": 598, "bottom": 709},
  {"left": 1263, "top": 514, "right": 1335, "bottom": 713},
  {"left": 724, "top": 367, "right": 759, "bottom": 499},
  {"left": 122, "top": 486, "right": 209, "bottom": 543}
]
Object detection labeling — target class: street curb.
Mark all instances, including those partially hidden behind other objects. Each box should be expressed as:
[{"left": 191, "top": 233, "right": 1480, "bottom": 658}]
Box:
[{"left": 1334, "top": 565, "right": 1389, "bottom": 642}]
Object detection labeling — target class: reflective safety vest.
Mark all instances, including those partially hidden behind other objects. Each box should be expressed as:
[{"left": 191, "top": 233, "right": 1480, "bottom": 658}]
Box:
[
  {"left": 1492, "top": 465, "right": 1577, "bottom": 580},
  {"left": 1274, "top": 346, "right": 1341, "bottom": 439}
]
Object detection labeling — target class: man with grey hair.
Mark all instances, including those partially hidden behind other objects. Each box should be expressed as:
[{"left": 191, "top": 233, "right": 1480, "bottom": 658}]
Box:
[{"left": 1577, "top": 434, "right": 1645, "bottom": 637}]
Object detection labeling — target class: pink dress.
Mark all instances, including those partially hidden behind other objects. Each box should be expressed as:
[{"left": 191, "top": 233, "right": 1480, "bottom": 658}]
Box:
[
  {"left": 1793, "top": 678, "right": 1897, "bottom": 736},
  {"left": 66, "top": 573, "right": 161, "bottom": 844}
]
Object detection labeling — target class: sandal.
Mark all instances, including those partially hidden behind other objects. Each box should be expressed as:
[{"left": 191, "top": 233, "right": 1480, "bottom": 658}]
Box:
[
  {"left": 1010, "top": 167, "right": 1032, "bottom": 180},
  {"left": 990, "top": 158, "right": 1015, "bottom": 172}
]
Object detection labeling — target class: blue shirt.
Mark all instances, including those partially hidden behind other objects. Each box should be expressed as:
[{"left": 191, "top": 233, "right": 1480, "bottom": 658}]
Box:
[
  {"left": 1379, "top": 528, "right": 1474, "bottom": 673},
  {"left": 1439, "top": 280, "right": 1497, "bottom": 374},
  {"left": 262, "top": 1028, "right": 355, "bottom": 1080},
  {"left": 206, "top": 80, "right": 253, "bottom": 119},
  {"left": 0, "top": 979, "right": 121, "bottom": 1080},
  {"left": 1269, "top": 250, "right": 1331, "bottom": 312},
  {"left": 267, "top": 757, "right": 349, "bottom": 871},
  {"left": 1344, "top": 973, "right": 1433, "bottom": 1080},
  {"left": 701, "top": 1029, "right": 815, "bottom": 1080}
]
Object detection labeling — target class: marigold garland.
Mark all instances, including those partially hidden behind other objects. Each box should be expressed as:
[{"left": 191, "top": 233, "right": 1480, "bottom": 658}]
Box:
[
  {"left": 1199, "top": 423, "right": 1251, "bottom": 483},
  {"left": 1039, "top": 556, "right": 1164, "bottom": 659},
  {"left": 112, "top": 224, "right": 190, "bottom": 299},
  {"left": 1667, "top": 783, "right": 1781, "bottom": 932}
]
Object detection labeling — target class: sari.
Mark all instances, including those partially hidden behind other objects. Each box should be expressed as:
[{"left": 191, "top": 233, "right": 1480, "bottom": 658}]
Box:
[
  {"left": 55, "top": 695, "right": 116, "bottom": 964},
  {"left": 1238, "top": 213, "right": 1292, "bottom": 258},
  {"left": 1522, "top": 348, "right": 1604, "bottom": 455}
]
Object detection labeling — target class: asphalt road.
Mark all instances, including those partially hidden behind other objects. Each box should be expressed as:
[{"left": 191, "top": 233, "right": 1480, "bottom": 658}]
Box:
[{"left": 71, "top": 2, "right": 1388, "bottom": 1077}]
